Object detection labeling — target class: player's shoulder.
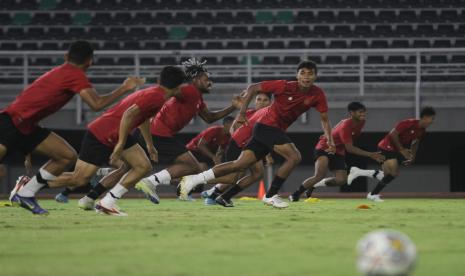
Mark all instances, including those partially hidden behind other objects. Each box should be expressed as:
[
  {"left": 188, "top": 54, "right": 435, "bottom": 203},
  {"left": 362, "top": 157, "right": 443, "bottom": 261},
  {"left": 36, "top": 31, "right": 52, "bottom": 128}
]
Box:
[
  {"left": 245, "top": 108, "right": 257, "bottom": 117},
  {"left": 310, "top": 84, "right": 326, "bottom": 95},
  {"left": 399, "top": 118, "right": 419, "bottom": 125}
]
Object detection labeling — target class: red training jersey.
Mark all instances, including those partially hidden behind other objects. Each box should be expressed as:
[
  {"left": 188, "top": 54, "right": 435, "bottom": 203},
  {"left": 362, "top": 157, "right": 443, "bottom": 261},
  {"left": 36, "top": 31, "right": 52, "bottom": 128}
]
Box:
[
  {"left": 88, "top": 86, "right": 167, "bottom": 148},
  {"left": 378, "top": 119, "right": 425, "bottom": 152},
  {"left": 316, "top": 118, "right": 365, "bottom": 156},
  {"left": 256, "top": 80, "right": 328, "bottom": 131},
  {"left": 232, "top": 107, "right": 270, "bottom": 148},
  {"left": 186, "top": 125, "right": 231, "bottom": 153},
  {"left": 2, "top": 63, "right": 92, "bottom": 134},
  {"left": 150, "top": 84, "right": 206, "bottom": 137}
]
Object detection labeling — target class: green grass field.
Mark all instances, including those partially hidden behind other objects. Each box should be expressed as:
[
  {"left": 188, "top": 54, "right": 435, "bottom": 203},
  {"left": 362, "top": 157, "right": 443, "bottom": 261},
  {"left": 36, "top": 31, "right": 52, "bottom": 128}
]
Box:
[{"left": 0, "top": 198, "right": 464, "bottom": 276}]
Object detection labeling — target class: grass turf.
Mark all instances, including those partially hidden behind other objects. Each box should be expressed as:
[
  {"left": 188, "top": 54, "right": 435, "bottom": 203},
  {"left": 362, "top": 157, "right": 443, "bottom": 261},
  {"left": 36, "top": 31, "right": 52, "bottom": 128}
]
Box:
[{"left": 0, "top": 198, "right": 464, "bottom": 276}]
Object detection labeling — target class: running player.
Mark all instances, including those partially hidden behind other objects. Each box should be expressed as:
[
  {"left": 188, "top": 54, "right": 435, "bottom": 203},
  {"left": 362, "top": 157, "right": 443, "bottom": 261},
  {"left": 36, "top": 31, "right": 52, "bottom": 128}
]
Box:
[
  {"left": 4, "top": 41, "right": 144, "bottom": 214},
  {"left": 179, "top": 60, "right": 335, "bottom": 208},
  {"left": 13, "top": 66, "right": 186, "bottom": 216},
  {"left": 289, "top": 102, "right": 385, "bottom": 201},
  {"left": 77, "top": 58, "right": 241, "bottom": 208},
  {"left": 347, "top": 106, "right": 436, "bottom": 202}
]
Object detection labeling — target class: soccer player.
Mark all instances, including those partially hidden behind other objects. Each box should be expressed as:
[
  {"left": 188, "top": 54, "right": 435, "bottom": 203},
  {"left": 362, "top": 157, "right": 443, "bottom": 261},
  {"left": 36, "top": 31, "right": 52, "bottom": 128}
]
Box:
[
  {"left": 186, "top": 116, "right": 234, "bottom": 169},
  {"left": 289, "top": 102, "right": 385, "bottom": 201},
  {"left": 14, "top": 66, "right": 187, "bottom": 216},
  {"left": 347, "top": 106, "right": 436, "bottom": 202},
  {"left": 202, "top": 93, "right": 272, "bottom": 205},
  {"left": 4, "top": 41, "right": 144, "bottom": 214},
  {"left": 179, "top": 60, "right": 335, "bottom": 208}
]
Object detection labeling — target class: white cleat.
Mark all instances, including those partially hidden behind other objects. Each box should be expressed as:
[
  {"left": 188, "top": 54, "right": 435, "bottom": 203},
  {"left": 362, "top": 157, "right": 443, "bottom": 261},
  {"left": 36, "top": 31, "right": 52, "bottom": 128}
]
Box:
[
  {"left": 262, "top": 194, "right": 289, "bottom": 209},
  {"left": 78, "top": 196, "right": 95, "bottom": 210},
  {"left": 96, "top": 167, "right": 113, "bottom": 177},
  {"left": 347, "top": 166, "right": 362, "bottom": 185},
  {"left": 9, "top": 175, "right": 31, "bottom": 203},
  {"left": 179, "top": 175, "right": 195, "bottom": 201},
  {"left": 367, "top": 193, "right": 384, "bottom": 202},
  {"left": 95, "top": 200, "right": 127, "bottom": 216},
  {"left": 135, "top": 178, "right": 160, "bottom": 204}
]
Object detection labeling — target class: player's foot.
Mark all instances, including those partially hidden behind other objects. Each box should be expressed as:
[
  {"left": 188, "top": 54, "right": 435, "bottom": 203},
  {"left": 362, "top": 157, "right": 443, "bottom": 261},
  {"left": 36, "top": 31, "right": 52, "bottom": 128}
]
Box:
[
  {"left": 262, "top": 194, "right": 289, "bottom": 209},
  {"left": 135, "top": 178, "right": 160, "bottom": 204},
  {"left": 367, "top": 192, "right": 384, "bottom": 202},
  {"left": 204, "top": 197, "right": 217, "bottom": 205},
  {"left": 215, "top": 196, "right": 234, "bottom": 207},
  {"left": 179, "top": 175, "right": 195, "bottom": 201},
  {"left": 201, "top": 190, "right": 209, "bottom": 199},
  {"left": 10, "top": 194, "right": 49, "bottom": 215},
  {"left": 178, "top": 195, "right": 195, "bottom": 201},
  {"left": 78, "top": 196, "right": 95, "bottom": 210},
  {"left": 9, "top": 175, "right": 31, "bottom": 204},
  {"left": 348, "top": 166, "right": 362, "bottom": 185},
  {"left": 96, "top": 167, "right": 112, "bottom": 177},
  {"left": 288, "top": 194, "right": 299, "bottom": 202},
  {"left": 54, "top": 193, "right": 69, "bottom": 203},
  {"left": 95, "top": 201, "right": 127, "bottom": 216}
]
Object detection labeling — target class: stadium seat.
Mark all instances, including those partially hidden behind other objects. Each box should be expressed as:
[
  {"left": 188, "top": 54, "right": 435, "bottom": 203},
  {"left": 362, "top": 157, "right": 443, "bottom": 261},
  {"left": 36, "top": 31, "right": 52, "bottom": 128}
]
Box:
[
  {"left": 133, "top": 12, "right": 152, "bottom": 24},
  {"left": 145, "top": 42, "right": 162, "bottom": 50},
  {"left": 262, "top": 56, "right": 281, "bottom": 65},
  {"left": 337, "top": 11, "right": 356, "bottom": 23},
  {"left": 73, "top": 12, "right": 92, "bottom": 25},
  {"left": 255, "top": 11, "right": 274, "bottom": 24},
  {"left": 429, "top": 55, "right": 448, "bottom": 63},
  {"left": 289, "top": 40, "right": 307, "bottom": 49},
  {"left": 0, "top": 42, "right": 18, "bottom": 50},
  {"left": 439, "top": 10, "right": 459, "bottom": 22},
  {"left": 275, "top": 10, "right": 293, "bottom": 24},
  {"left": 416, "top": 25, "right": 435, "bottom": 37},
  {"left": 212, "top": 26, "right": 230, "bottom": 39},
  {"left": 377, "top": 10, "right": 396, "bottom": 23},
  {"left": 114, "top": 13, "right": 133, "bottom": 25},
  {"left": 13, "top": 13, "right": 32, "bottom": 25},
  {"left": 283, "top": 56, "right": 301, "bottom": 65},
  {"left": 147, "top": 27, "right": 167, "bottom": 39},
  {"left": 267, "top": 41, "right": 285, "bottom": 49},
  {"left": 235, "top": 12, "right": 254, "bottom": 24},
  {"left": 371, "top": 40, "right": 389, "bottom": 48},
  {"left": 358, "top": 11, "right": 377, "bottom": 23},
  {"left": 215, "top": 12, "right": 234, "bottom": 24},
  {"left": 317, "top": 11, "right": 336, "bottom": 22},
  {"left": 117, "top": 57, "right": 134, "bottom": 66},
  {"left": 366, "top": 56, "right": 385, "bottom": 64},
  {"left": 108, "top": 27, "right": 127, "bottom": 40},
  {"left": 451, "top": 55, "right": 465, "bottom": 63},
  {"left": 333, "top": 25, "right": 352, "bottom": 37},
  {"left": 176, "top": 12, "right": 195, "bottom": 24},
  {"left": 391, "top": 39, "right": 410, "bottom": 48},
  {"left": 54, "top": 13, "right": 71, "bottom": 25},
  {"left": 140, "top": 57, "right": 156, "bottom": 65},
  {"left": 413, "top": 40, "right": 431, "bottom": 48},
  {"left": 188, "top": 27, "right": 208, "bottom": 39},
  {"left": 397, "top": 10, "right": 417, "bottom": 22},
  {"left": 230, "top": 26, "right": 249, "bottom": 39},
  {"left": 308, "top": 40, "right": 325, "bottom": 48},
  {"left": 40, "top": 42, "right": 59, "bottom": 50},
  {"left": 39, "top": 0, "right": 58, "bottom": 10},
  {"left": 293, "top": 25, "right": 311, "bottom": 37},
  {"left": 396, "top": 25, "right": 414, "bottom": 37},
  {"left": 88, "top": 27, "right": 107, "bottom": 40},
  {"left": 102, "top": 42, "right": 120, "bottom": 50},
  {"left": 68, "top": 27, "right": 86, "bottom": 40},
  {"left": 20, "top": 42, "right": 38, "bottom": 50},
  {"left": 6, "top": 28, "right": 26, "bottom": 39},
  {"left": 225, "top": 41, "right": 244, "bottom": 49},
  {"left": 154, "top": 12, "right": 174, "bottom": 24},
  {"left": 205, "top": 41, "right": 223, "bottom": 49},
  {"left": 345, "top": 55, "right": 360, "bottom": 64},
  {"left": 196, "top": 12, "right": 215, "bottom": 24},
  {"left": 164, "top": 42, "right": 182, "bottom": 50},
  {"left": 374, "top": 25, "right": 393, "bottom": 37},
  {"left": 295, "top": 11, "right": 315, "bottom": 23},
  {"left": 354, "top": 25, "right": 372, "bottom": 37},
  {"left": 329, "top": 40, "right": 347, "bottom": 48},
  {"left": 250, "top": 26, "right": 270, "bottom": 38},
  {"left": 387, "top": 55, "right": 407, "bottom": 64},
  {"left": 350, "top": 40, "right": 369, "bottom": 48},
  {"left": 433, "top": 40, "right": 452, "bottom": 48},
  {"left": 437, "top": 25, "right": 456, "bottom": 37},
  {"left": 185, "top": 41, "right": 203, "bottom": 50},
  {"left": 32, "top": 13, "right": 52, "bottom": 25},
  {"left": 418, "top": 10, "right": 438, "bottom": 22},
  {"left": 454, "top": 39, "right": 465, "bottom": 47},
  {"left": 128, "top": 27, "right": 147, "bottom": 40},
  {"left": 221, "top": 56, "right": 240, "bottom": 65},
  {"left": 123, "top": 41, "right": 141, "bottom": 50},
  {"left": 96, "top": 57, "right": 116, "bottom": 66},
  {"left": 313, "top": 26, "right": 331, "bottom": 37},
  {"left": 28, "top": 27, "right": 46, "bottom": 39},
  {"left": 325, "top": 55, "right": 343, "bottom": 64},
  {"left": 169, "top": 26, "right": 188, "bottom": 40},
  {"left": 271, "top": 25, "right": 290, "bottom": 37},
  {"left": 247, "top": 41, "right": 265, "bottom": 49}
]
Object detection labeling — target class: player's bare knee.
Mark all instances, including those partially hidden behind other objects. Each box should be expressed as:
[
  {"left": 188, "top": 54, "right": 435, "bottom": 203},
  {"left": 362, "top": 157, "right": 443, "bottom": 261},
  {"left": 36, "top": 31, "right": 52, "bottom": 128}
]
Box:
[
  {"left": 138, "top": 161, "right": 152, "bottom": 175},
  {"left": 288, "top": 152, "right": 301, "bottom": 166},
  {"left": 335, "top": 176, "right": 347, "bottom": 186}
]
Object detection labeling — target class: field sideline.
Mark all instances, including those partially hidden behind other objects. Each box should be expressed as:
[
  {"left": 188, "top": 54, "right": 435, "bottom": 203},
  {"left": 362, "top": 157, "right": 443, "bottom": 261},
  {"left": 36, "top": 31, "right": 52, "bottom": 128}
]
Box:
[{"left": 0, "top": 199, "right": 464, "bottom": 276}]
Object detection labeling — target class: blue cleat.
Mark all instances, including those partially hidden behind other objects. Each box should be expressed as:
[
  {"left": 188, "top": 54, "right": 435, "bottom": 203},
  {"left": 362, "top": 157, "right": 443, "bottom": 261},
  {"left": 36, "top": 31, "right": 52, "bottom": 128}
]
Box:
[
  {"left": 178, "top": 195, "right": 195, "bottom": 202},
  {"left": 201, "top": 190, "right": 209, "bottom": 199},
  {"left": 54, "top": 193, "right": 69, "bottom": 203},
  {"left": 204, "top": 197, "right": 217, "bottom": 205},
  {"left": 10, "top": 194, "right": 49, "bottom": 215}
]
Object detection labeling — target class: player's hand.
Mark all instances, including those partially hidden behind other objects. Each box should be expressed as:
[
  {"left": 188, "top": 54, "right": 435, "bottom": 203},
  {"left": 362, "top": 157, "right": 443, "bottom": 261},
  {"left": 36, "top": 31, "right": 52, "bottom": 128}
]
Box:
[
  {"left": 236, "top": 113, "right": 248, "bottom": 126},
  {"left": 400, "top": 148, "right": 413, "bottom": 160},
  {"left": 402, "top": 158, "right": 415, "bottom": 166},
  {"left": 122, "top": 76, "right": 146, "bottom": 91},
  {"left": 213, "top": 155, "right": 222, "bottom": 165},
  {"left": 265, "top": 154, "right": 274, "bottom": 166},
  {"left": 231, "top": 95, "right": 243, "bottom": 109},
  {"left": 24, "top": 154, "right": 33, "bottom": 176},
  {"left": 370, "top": 152, "right": 386, "bottom": 163},
  {"left": 325, "top": 141, "right": 336, "bottom": 154},
  {"left": 110, "top": 143, "right": 124, "bottom": 164},
  {"left": 239, "top": 89, "right": 248, "bottom": 97},
  {"left": 148, "top": 146, "right": 158, "bottom": 163}
]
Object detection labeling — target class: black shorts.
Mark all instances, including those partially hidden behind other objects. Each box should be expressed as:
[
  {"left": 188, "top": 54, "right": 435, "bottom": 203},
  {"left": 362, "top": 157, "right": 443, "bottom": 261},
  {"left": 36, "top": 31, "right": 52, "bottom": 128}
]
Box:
[
  {"left": 152, "top": 135, "right": 189, "bottom": 164},
  {"left": 379, "top": 148, "right": 406, "bottom": 164},
  {"left": 225, "top": 139, "right": 242, "bottom": 162},
  {"left": 78, "top": 130, "right": 137, "bottom": 167},
  {"left": 314, "top": 149, "right": 347, "bottom": 171},
  {"left": 0, "top": 113, "right": 51, "bottom": 155},
  {"left": 244, "top": 123, "right": 293, "bottom": 160},
  {"left": 191, "top": 150, "right": 214, "bottom": 167}
]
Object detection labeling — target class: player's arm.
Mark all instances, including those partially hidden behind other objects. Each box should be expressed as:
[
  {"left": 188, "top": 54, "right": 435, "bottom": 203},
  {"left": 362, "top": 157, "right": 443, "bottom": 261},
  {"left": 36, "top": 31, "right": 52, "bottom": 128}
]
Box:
[
  {"left": 110, "top": 104, "right": 140, "bottom": 162},
  {"left": 214, "top": 147, "right": 225, "bottom": 165},
  {"left": 197, "top": 138, "right": 217, "bottom": 162},
  {"left": 389, "top": 129, "right": 413, "bottom": 160},
  {"left": 79, "top": 76, "right": 145, "bottom": 111},
  {"left": 403, "top": 139, "right": 420, "bottom": 166},
  {"left": 234, "top": 83, "right": 262, "bottom": 125},
  {"left": 138, "top": 119, "right": 158, "bottom": 162},
  {"left": 345, "top": 143, "right": 385, "bottom": 163},
  {"left": 319, "top": 112, "right": 335, "bottom": 153}
]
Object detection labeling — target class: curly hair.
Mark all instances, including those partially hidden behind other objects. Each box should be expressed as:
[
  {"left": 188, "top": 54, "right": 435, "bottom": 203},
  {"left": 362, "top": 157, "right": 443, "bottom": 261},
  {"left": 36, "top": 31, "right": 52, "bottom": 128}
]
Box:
[{"left": 181, "top": 58, "right": 209, "bottom": 80}]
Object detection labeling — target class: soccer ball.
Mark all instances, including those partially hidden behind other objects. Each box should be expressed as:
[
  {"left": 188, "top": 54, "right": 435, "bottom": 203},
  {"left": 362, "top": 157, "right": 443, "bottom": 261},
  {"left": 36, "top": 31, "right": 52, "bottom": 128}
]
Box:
[{"left": 356, "top": 230, "right": 417, "bottom": 276}]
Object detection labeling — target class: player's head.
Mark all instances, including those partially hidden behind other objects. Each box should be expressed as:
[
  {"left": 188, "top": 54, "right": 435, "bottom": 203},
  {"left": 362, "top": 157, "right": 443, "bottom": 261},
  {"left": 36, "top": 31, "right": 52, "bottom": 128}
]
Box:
[
  {"left": 65, "top": 41, "right": 94, "bottom": 69},
  {"left": 419, "top": 106, "right": 436, "bottom": 128},
  {"left": 158, "top": 66, "right": 187, "bottom": 96},
  {"left": 348, "top": 101, "right": 367, "bottom": 121},
  {"left": 182, "top": 58, "right": 212, "bottom": 94},
  {"left": 254, "top": 93, "right": 272, "bottom": 110},
  {"left": 222, "top": 116, "right": 235, "bottom": 131},
  {"left": 296, "top": 60, "right": 318, "bottom": 90}
]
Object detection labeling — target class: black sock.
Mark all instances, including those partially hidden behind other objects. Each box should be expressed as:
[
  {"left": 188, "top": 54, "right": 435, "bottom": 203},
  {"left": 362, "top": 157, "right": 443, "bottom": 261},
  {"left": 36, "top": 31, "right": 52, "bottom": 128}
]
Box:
[
  {"left": 292, "top": 185, "right": 307, "bottom": 198},
  {"left": 266, "top": 176, "right": 286, "bottom": 198},
  {"left": 305, "top": 187, "right": 315, "bottom": 198},
  {"left": 72, "top": 183, "right": 94, "bottom": 194},
  {"left": 87, "top": 182, "right": 107, "bottom": 200},
  {"left": 191, "top": 184, "right": 204, "bottom": 194},
  {"left": 222, "top": 185, "right": 243, "bottom": 200},
  {"left": 371, "top": 183, "right": 386, "bottom": 195},
  {"left": 36, "top": 171, "right": 49, "bottom": 188},
  {"left": 208, "top": 187, "right": 221, "bottom": 199},
  {"left": 61, "top": 187, "right": 73, "bottom": 196}
]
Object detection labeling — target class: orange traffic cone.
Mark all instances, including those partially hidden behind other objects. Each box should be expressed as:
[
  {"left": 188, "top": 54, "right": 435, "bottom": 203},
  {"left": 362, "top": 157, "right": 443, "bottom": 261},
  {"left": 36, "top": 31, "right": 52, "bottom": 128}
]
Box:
[{"left": 257, "top": 180, "right": 266, "bottom": 199}]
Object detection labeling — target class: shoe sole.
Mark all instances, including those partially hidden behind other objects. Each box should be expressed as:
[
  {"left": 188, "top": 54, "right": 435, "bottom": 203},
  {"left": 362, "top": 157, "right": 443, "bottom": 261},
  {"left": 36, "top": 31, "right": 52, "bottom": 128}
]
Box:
[{"left": 95, "top": 204, "right": 127, "bottom": 216}]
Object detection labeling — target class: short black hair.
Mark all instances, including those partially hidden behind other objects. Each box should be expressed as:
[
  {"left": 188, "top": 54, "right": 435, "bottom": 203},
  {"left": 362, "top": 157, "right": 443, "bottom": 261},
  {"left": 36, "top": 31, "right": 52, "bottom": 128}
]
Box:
[
  {"left": 420, "top": 106, "right": 436, "bottom": 118},
  {"left": 222, "top": 116, "right": 235, "bottom": 125},
  {"left": 297, "top": 60, "right": 318, "bottom": 74},
  {"left": 348, "top": 101, "right": 366, "bottom": 112},
  {"left": 67, "top": 41, "right": 94, "bottom": 64},
  {"left": 257, "top": 92, "right": 272, "bottom": 100},
  {"left": 159, "top": 66, "right": 187, "bottom": 89},
  {"left": 181, "top": 58, "right": 209, "bottom": 81}
]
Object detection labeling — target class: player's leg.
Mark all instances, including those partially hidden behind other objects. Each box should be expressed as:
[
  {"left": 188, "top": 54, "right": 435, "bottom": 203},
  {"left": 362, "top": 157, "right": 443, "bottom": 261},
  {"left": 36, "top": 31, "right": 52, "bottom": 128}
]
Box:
[
  {"left": 96, "top": 144, "right": 151, "bottom": 216},
  {"left": 263, "top": 142, "right": 301, "bottom": 204},
  {"left": 347, "top": 167, "right": 384, "bottom": 185},
  {"left": 305, "top": 153, "right": 348, "bottom": 198},
  {"left": 290, "top": 155, "right": 329, "bottom": 201},
  {"left": 367, "top": 158, "right": 399, "bottom": 202},
  {"left": 215, "top": 161, "right": 264, "bottom": 207},
  {"left": 0, "top": 144, "right": 7, "bottom": 163}
]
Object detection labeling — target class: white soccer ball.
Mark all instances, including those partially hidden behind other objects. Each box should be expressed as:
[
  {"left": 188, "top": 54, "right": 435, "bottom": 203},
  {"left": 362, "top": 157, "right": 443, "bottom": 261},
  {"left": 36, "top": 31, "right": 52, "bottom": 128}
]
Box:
[{"left": 356, "top": 230, "right": 417, "bottom": 276}]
